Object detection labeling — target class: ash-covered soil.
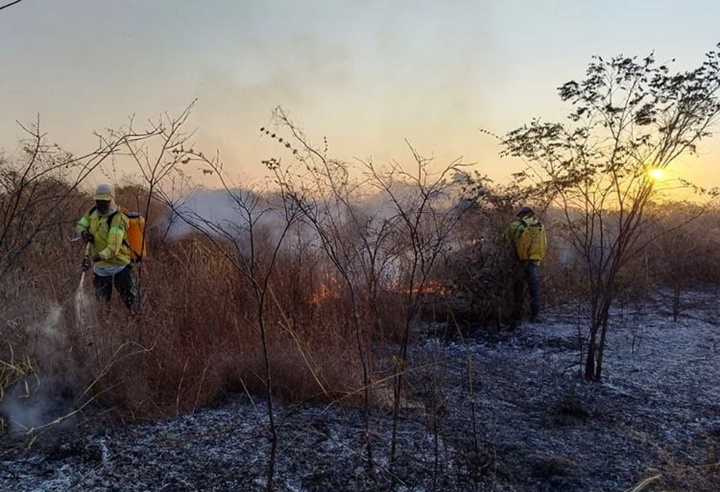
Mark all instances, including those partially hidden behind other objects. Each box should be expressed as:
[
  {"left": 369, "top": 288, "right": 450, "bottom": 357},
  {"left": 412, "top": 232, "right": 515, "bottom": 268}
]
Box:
[{"left": 2, "top": 295, "right": 720, "bottom": 491}]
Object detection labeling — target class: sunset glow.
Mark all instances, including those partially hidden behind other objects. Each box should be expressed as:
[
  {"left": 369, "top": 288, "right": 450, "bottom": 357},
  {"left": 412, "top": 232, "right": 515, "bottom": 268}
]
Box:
[
  {"left": 1, "top": 2, "right": 719, "bottom": 190},
  {"left": 648, "top": 168, "right": 665, "bottom": 181}
]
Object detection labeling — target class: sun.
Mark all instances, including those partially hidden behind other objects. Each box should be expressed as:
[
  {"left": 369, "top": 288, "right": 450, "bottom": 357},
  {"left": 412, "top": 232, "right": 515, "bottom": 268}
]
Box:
[{"left": 648, "top": 168, "right": 665, "bottom": 181}]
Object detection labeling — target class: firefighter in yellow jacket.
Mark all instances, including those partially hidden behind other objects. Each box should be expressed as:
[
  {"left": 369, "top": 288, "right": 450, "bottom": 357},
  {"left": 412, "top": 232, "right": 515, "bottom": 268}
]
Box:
[
  {"left": 503, "top": 206, "right": 546, "bottom": 324},
  {"left": 76, "top": 184, "right": 137, "bottom": 309}
]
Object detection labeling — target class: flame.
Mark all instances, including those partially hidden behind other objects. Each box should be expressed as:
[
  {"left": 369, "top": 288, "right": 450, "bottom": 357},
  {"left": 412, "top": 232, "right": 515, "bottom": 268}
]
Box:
[
  {"left": 308, "top": 276, "right": 449, "bottom": 306},
  {"left": 309, "top": 274, "right": 341, "bottom": 306},
  {"left": 400, "top": 279, "right": 449, "bottom": 297},
  {"left": 309, "top": 282, "right": 334, "bottom": 305}
]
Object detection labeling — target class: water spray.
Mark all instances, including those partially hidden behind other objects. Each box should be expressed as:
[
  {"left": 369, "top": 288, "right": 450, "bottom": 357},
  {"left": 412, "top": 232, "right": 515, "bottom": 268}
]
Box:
[{"left": 75, "top": 242, "right": 93, "bottom": 346}]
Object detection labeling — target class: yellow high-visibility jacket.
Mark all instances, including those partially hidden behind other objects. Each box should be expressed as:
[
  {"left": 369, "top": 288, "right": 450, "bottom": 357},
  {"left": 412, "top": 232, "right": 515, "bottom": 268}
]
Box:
[
  {"left": 502, "top": 216, "right": 547, "bottom": 263},
  {"left": 76, "top": 208, "right": 133, "bottom": 268}
]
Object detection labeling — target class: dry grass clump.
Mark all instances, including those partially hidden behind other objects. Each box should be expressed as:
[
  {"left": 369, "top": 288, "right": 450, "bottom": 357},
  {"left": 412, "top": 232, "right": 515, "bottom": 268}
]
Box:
[
  {"left": 0, "top": 288, "right": 82, "bottom": 436},
  {"left": 5, "top": 179, "right": 720, "bottom": 438},
  {"left": 0, "top": 343, "right": 35, "bottom": 402},
  {"left": 66, "top": 231, "right": 384, "bottom": 419},
  {"left": 0, "top": 205, "right": 390, "bottom": 427},
  {"left": 630, "top": 451, "right": 720, "bottom": 492}
]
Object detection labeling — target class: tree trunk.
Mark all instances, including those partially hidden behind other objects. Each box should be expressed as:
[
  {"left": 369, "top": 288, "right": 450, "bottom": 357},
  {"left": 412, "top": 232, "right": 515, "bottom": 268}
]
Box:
[{"left": 584, "top": 325, "right": 598, "bottom": 380}]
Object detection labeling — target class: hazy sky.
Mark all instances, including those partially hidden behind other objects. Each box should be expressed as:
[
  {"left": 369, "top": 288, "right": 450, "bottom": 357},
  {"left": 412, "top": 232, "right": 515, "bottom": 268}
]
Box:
[{"left": 2, "top": 0, "right": 719, "bottom": 189}]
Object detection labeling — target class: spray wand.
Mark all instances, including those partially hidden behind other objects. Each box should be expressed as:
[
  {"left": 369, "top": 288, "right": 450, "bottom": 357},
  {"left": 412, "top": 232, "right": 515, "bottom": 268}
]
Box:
[{"left": 82, "top": 241, "right": 91, "bottom": 274}]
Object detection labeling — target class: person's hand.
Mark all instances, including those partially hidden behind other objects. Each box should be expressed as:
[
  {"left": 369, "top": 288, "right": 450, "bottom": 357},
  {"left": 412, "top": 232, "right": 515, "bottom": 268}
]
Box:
[
  {"left": 82, "top": 257, "right": 91, "bottom": 271},
  {"left": 81, "top": 230, "right": 94, "bottom": 243}
]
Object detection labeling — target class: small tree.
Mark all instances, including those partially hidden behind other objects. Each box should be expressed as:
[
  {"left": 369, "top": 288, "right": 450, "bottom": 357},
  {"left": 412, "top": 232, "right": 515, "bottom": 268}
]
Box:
[
  {"left": 262, "top": 107, "right": 471, "bottom": 471},
  {"left": 0, "top": 118, "right": 156, "bottom": 283},
  {"left": 499, "top": 44, "right": 720, "bottom": 380},
  {"left": 164, "top": 155, "right": 300, "bottom": 491},
  {"left": 105, "top": 101, "right": 198, "bottom": 311}
]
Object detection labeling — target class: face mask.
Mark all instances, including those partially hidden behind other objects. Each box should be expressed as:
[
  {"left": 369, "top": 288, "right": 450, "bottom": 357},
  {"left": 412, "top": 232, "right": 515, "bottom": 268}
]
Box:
[{"left": 95, "top": 200, "right": 111, "bottom": 214}]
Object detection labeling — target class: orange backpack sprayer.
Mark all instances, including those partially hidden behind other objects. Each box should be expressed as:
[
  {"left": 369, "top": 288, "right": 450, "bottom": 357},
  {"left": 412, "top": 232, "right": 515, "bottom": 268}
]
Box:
[
  {"left": 86, "top": 206, "right": 148, "bottom": 262},
  {"left": 124, "top": 211, "right": 148, "bottom": 262}
]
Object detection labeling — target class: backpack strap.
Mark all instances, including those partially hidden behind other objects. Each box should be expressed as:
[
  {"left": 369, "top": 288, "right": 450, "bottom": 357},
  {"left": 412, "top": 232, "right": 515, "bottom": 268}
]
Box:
[
  {"left": 88, "top": 205, "right": 121, "bottom": 226},
  {"left": 515, "top": 219, "right": 528, "bottom": 240},
  {"left": 88, "top": 206, "right": 132, "bottom": 248}
]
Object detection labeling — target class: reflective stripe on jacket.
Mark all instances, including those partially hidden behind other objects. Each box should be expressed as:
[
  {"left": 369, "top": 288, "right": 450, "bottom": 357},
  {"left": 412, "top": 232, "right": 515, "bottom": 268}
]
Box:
[{"left": 76, "top": 209, "right": 132, "bottom": 267}]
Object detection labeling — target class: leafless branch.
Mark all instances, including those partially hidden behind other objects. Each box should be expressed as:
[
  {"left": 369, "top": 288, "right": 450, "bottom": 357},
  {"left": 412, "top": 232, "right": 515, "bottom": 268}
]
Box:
[{"left": 0, "top": 0, "right": 23, "bottom": 12}]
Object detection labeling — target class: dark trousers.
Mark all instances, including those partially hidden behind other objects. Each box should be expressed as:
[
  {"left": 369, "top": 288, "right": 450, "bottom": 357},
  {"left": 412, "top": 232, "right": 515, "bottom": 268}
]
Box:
[
  {"left": 514, "top": 260, "right": 541, "bottom": 320},
  {"left": 93, "top": 265, "right": 137, "bottom": 309}
]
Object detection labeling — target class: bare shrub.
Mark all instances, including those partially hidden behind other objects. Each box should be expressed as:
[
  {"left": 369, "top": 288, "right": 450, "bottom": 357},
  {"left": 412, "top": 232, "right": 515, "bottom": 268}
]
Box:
[
  {"left": 434, "top": 198, "right": 519, "bottom": 328},
  {"left": 631, "top": 444, "right": 720, "bottom": 492}
]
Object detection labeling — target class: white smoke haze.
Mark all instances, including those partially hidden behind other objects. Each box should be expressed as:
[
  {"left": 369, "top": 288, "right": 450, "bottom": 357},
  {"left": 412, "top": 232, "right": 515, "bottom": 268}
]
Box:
[
  {"left": 168, "top": 178, "right": 462, "bottom": 241},
  {"left": 171, "top": 166, "right": 461, "bottom": 227},
  {"left": 24, "top": 303, "right": 65, "bottom": 364},
  {"left": 168, "top": 189, "right": 293, "bottom": 242},
  {"left": 0, "top": 375, "right": 80, "bottom": 437},
  {"left": 0, "top": 304, "right": 79, "bottom": 436},
  {"left": 169, "top": 188, "right": 322, "bottom": 252},
  {"left": 163, "top": 179, "right": 468, "bottom": 295},
  {"left": 74, "top": 271, "right": 96, "bottom": 346}
]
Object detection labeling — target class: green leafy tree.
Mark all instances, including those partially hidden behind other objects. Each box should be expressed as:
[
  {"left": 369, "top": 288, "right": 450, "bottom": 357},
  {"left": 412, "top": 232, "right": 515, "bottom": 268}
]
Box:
[{"left": 499, "top": 44, "right": 720, "bottom": 380}]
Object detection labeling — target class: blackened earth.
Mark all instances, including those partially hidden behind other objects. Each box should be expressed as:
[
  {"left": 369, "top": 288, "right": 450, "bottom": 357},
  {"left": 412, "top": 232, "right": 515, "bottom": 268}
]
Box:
[{"left": 2, "top": 294, "right": 720, "bottom": 491}]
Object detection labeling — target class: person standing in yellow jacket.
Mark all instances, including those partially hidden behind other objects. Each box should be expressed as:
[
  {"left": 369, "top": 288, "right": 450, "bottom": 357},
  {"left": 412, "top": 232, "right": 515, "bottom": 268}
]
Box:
[
  {"left": 502, "top": 206, "right": 546, "bottom": 325},
  {"left": 76, "top": 184, "right": 137, "bottom": 309}
]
